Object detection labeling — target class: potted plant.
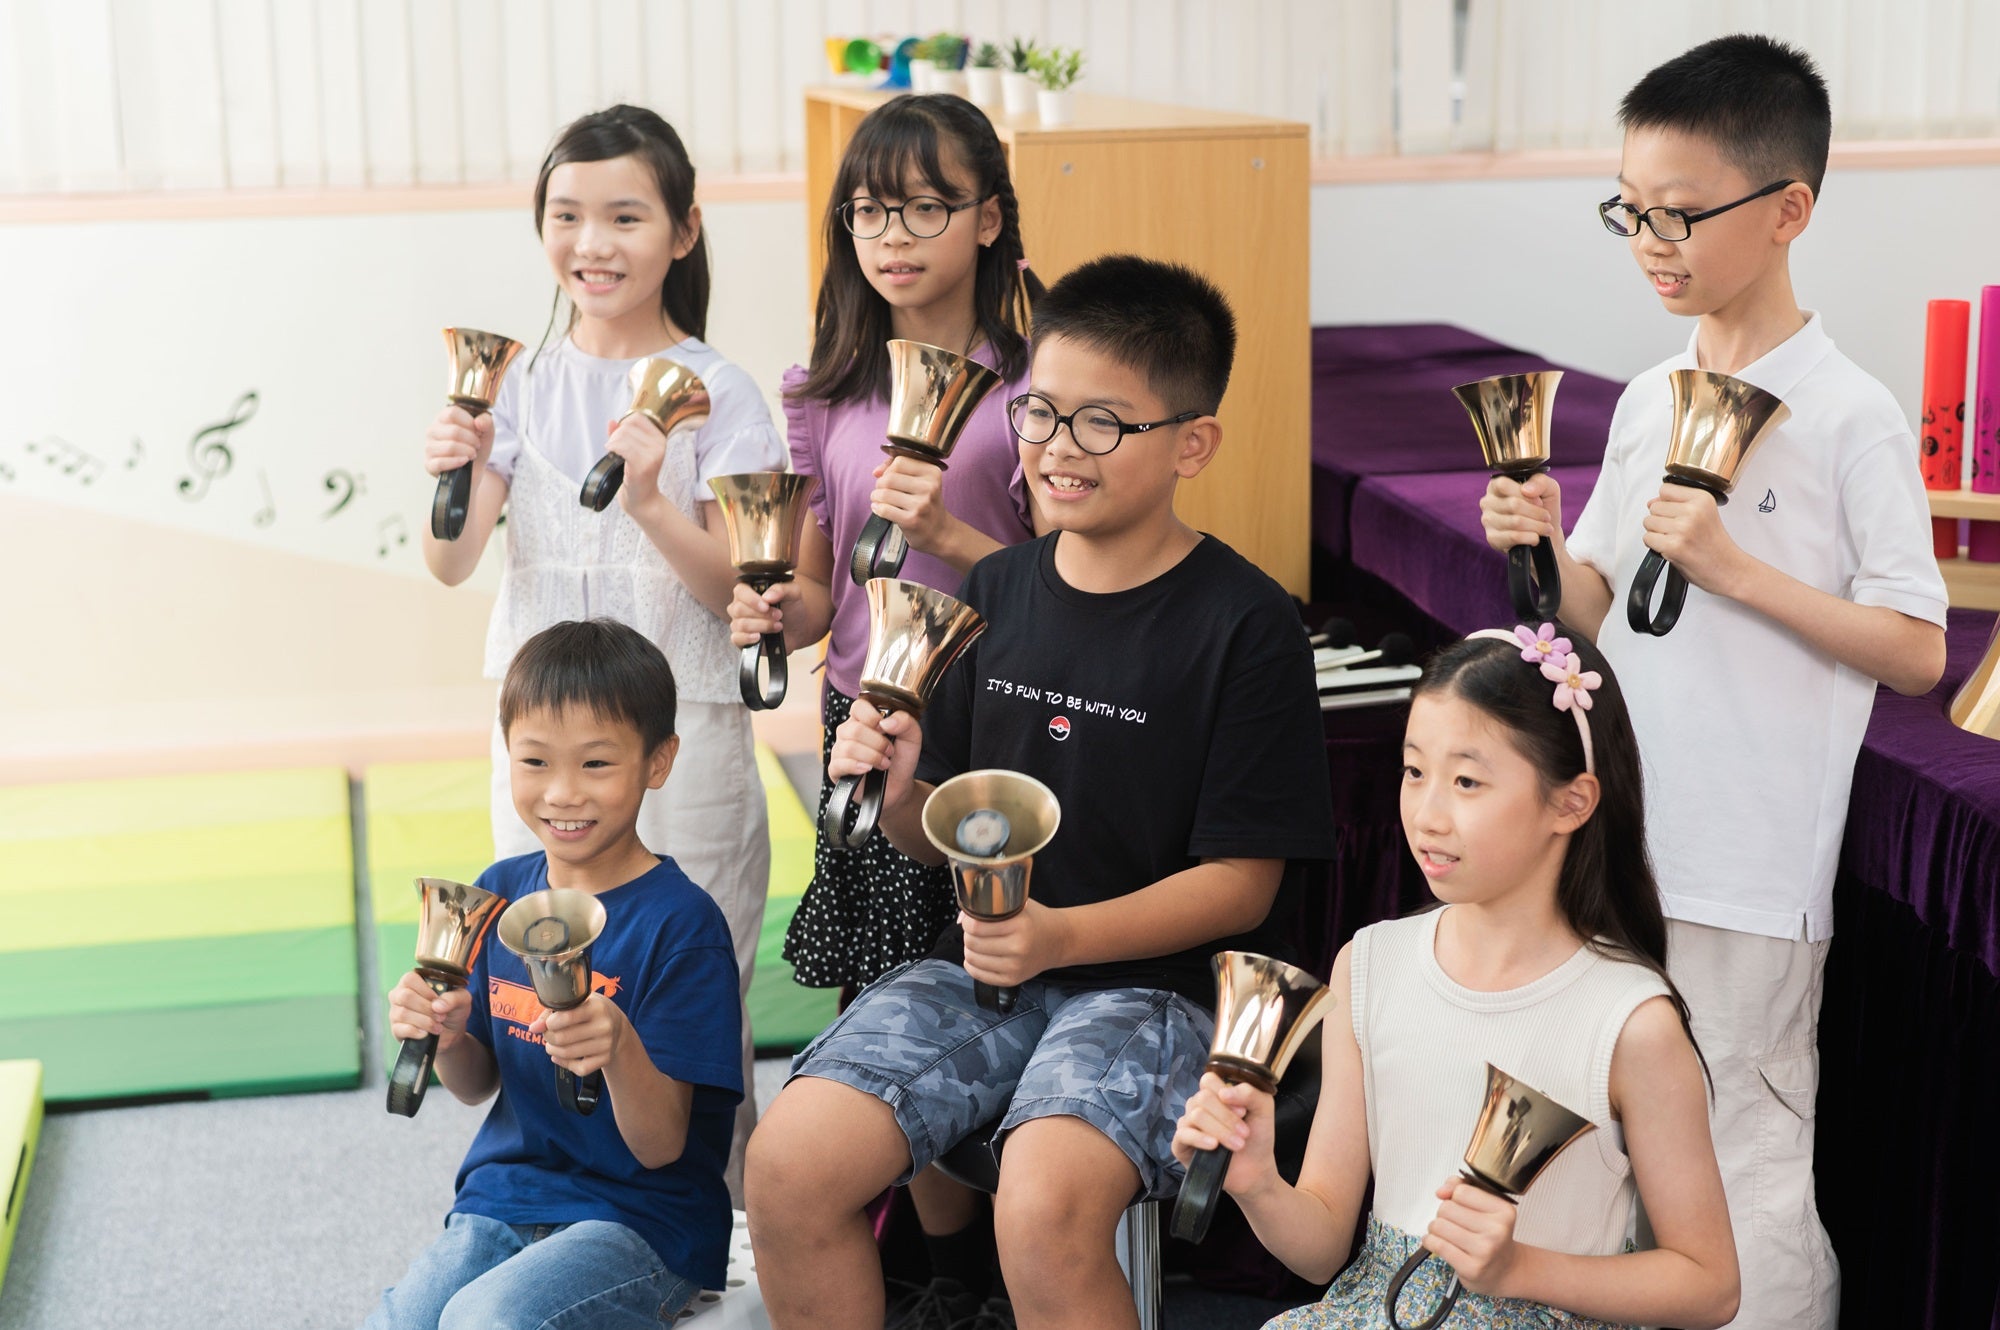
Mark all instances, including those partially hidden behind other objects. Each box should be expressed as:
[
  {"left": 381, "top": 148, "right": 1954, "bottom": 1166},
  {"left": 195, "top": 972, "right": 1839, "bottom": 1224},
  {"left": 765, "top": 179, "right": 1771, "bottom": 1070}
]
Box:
[
  {"left": 1002, "top": 37, "right": 1039, "bottom": 116},
  {"left": 1029, "top": 46, "right": 1084, "bottom": 125},
  {"left": 966, "top": 41, "right": 1004, "bottom": 106},
  {"left": 907, "top": 35, "right": 937, "bottom": 93},
  {"left": 930, "top": 34, "right": 968, "bottom": 96}
]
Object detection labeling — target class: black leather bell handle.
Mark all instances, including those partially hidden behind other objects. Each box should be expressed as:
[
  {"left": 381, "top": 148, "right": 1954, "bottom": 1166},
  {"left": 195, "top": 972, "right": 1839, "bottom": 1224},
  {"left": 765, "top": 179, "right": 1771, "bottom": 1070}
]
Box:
[
  {"left": 557, "top": 1065, "right": 604, "bottom": 1116},
  {"left": 579, "top": 454, "right": 625, "bottom": 512},
  {"left": 1626, "top": 548, "right": 1689, "bottom": 637},
  {"left": 386, "top": 1031, "right": 438, "bottom": 1117},
  {"left": 1169, "top": 1143, "right": 1232, "bottom": 1244},
  {"left": 973, "top": 980, "right": 1018, "bottom": 1015},
  {"left": 386, "top": 976, "right": 454, "bottom": 1117},
  {"left": 1384, "top": 1249, "right": 1461, "bottom": 1330},
  {"left": 431, "top": 465, "right": 474, "bottom": 541},
  {"left": 821, "top": 770, "right": 885, "bottom": 850},
  {"left": 849, "top": 513, "right": 910, "bottom": 585},
  {"left": 741, "top": 635, "right": 790, "bottom": 710},
  {"left": 1508, "top": 536, "right": 1563, "bottom": 621}
]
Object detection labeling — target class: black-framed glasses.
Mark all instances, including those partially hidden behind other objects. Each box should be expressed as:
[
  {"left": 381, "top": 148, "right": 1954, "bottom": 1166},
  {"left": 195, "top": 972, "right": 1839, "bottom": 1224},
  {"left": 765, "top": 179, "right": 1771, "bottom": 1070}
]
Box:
[
  {"left": 839, "top": 194, "right": 987, "bottom": 239},
  {"left": 1598, "top": 178, "right": 1795, "bottom": 241},
  {"left": 1007, "top": 393, "right": 1199, "bottom": 456}
]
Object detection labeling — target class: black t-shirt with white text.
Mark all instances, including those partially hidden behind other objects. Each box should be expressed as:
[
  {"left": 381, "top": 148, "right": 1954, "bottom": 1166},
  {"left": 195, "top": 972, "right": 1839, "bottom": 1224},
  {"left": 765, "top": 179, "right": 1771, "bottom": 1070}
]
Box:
[{"left": 915, "top": 533, "right": 1338, "bottom": 1006}]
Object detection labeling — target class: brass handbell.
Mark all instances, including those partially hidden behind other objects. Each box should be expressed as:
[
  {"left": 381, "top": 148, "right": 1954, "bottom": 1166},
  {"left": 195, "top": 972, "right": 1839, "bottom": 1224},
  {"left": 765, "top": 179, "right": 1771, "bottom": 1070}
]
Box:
[
  {"left": 387, "top": 876, "right": 505, "bottom": 1117},
  {"left": 822, "top": 579, "right": 987, "bottom": 850},
  {"left": 710, "top": 472, "right": 821, "bottom": 710},
  {"left": 849, "top": 340, "right": 1005, "bottom": 585},
  {"left": 497, "top": 888, "right": 609, "bottom": 1115},
  {"left": 1627, "top": 369, "right": 1790, "bottom": 636},
  {"left": 921, "top": 770, "right": 1062, "bottom": 1013},
  {"left": 1170, "top": 952, "right": 1334, "bottom": 1243},
  {"left": 580, "top": 358, "right": 712, "bottom": 512},
  {"left": 434, "top": 328, "right": 524, "bottom": 541},
  {"left": 1949, "top": 618, "right": 2000, "bottom": 739},
  {"left": 1385, "top": 1065, "right": 1596, "bottom": 1330},
  {"left": 1453, "top": 372, "right": 1563, "bottom": 620}
]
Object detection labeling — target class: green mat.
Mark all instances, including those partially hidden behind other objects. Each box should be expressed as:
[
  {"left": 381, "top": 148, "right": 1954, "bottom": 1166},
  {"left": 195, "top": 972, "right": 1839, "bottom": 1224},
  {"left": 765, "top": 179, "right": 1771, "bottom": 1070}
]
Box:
[
  {"left": 0, "top": 1061, "right": 42, "bottom": 1297},
  {"left": 0, "top": 770, "right": 360, "bottom": 1102},
  {"left": 362, "top": 749, "right": 836, "bottom": 1056}
]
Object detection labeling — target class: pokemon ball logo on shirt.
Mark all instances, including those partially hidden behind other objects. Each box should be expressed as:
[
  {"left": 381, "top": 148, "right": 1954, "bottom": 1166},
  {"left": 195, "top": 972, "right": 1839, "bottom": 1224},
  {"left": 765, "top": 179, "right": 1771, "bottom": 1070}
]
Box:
[{"left": 1048, "top": 716, "right": 1071, "bottom": 741}]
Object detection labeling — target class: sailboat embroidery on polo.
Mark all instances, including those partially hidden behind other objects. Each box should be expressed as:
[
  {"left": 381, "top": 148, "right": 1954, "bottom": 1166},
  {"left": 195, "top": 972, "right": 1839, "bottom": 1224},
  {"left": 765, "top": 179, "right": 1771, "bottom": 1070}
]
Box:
[{"left": 1757, "top": 488, "right": 1777, "bottom": 512}]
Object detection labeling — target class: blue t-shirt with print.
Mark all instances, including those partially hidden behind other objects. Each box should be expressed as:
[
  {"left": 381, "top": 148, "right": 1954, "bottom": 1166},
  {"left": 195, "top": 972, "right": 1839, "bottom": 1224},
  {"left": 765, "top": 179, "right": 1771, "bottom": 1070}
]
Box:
[{"left": 450, "top": 852, "right": 743, "bottom": 1287}]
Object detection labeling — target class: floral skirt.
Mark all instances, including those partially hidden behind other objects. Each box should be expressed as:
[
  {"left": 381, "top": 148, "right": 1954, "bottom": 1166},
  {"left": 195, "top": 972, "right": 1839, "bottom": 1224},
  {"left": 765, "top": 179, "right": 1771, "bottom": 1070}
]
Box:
[
  {"left": 1263, "top": 1216, "right": 1634, "bottom": 1330},
  {"left": 780, "top": 685, "right": 958, "bottom": 989}
]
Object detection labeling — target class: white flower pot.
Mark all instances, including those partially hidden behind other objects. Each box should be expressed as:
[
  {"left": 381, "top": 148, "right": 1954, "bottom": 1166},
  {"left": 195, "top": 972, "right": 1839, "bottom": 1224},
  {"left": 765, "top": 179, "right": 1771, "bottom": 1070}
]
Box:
[
  {"left": 934, "top": 68, "right": 968, "bottom": 98},
  {"left": 1001, "top": 70, "right": 1037, "bottom": 116},
  {"left": 1036, "top": 88, "right": 1076, "bottom": 126},
  {"left": 908, "top": 58, "right": 936, "bottom": 93},
  {"left": 965, "top": 67, "right": 1002, "bottom": 106}
]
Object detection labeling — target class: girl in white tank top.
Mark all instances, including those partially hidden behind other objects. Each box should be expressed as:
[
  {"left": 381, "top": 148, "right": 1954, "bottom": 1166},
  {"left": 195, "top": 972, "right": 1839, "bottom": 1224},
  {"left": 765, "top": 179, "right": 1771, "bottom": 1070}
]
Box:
[{"left": 1175, "top": 625, "right": 1740, "bottom": 1329}]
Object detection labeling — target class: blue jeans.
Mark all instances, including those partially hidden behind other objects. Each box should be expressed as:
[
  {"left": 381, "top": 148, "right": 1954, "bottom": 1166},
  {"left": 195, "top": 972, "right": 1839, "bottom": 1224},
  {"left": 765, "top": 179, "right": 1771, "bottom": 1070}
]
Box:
[{"left": 363, "top": 1212, "right": 698, "bottom": 1330}]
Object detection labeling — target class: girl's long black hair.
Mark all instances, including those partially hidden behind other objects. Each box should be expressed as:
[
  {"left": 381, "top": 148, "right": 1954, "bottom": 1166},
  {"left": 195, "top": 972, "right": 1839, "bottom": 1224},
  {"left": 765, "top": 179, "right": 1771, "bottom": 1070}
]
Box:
[
  {"left": 1416, "top": 629, "right": 1708, "bottom": 1082},
  {"left": 794, "top": 94, "right": 1041, "bottom": 406},
  {"left": 532, "top": 104, "right": 710, "bottom": 349}
]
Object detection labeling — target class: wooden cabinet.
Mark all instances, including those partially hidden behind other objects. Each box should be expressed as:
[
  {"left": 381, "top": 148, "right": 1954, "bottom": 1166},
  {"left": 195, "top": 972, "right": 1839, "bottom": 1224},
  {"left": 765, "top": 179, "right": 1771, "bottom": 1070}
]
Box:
[{"left": 803, "top": 87, "right": 1312, "bottom": 596}]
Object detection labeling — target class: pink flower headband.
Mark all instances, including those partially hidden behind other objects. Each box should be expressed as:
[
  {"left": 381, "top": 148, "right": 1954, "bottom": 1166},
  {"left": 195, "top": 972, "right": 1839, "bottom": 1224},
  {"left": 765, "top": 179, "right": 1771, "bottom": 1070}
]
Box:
[{"left": 1465, "top": 623, "right": 1601, "bottom": 775}]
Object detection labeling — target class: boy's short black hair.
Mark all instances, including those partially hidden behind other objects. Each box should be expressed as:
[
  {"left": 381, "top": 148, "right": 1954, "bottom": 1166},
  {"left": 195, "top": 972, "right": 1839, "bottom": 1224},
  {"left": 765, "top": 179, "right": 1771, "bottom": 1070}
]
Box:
[
  {"left": 498, "top": 619, "right": 677, "bottom": 753},
  {"left": 1619, "top": 34, "right": 1831, "bottom": 198},
  {"left": 1032, "top": 255, "right": 1236, "bottom": 415}
]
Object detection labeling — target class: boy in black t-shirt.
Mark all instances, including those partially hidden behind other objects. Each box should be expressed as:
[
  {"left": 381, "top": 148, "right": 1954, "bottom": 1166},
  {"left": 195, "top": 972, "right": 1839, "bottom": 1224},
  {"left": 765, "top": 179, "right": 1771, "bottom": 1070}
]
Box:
[{"left": 744, "top": 256, "right": 1337, "bottom": 1330}]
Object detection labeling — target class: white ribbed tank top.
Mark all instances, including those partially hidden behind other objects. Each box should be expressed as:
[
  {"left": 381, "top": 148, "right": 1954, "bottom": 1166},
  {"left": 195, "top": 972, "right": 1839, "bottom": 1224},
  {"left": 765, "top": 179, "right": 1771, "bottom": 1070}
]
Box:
[{"left": 1352, "top": 908, "right": 1671, "bottom": 1256}]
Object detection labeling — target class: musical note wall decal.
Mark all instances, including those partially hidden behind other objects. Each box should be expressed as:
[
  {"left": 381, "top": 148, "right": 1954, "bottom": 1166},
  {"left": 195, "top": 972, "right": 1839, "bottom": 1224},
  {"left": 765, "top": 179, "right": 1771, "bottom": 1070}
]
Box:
[
  {"left": 376, "top": 513, "right": 409, "bottom": 557},
  {"left": 25, "top": 437, "right": 105, "bottom": 485},
  {"left": 253, "top": 470, "right": 276, "bottom": 526},
  {"left": 322, "top": 469, "right": 366, "bottom": 518},
  {"left": 178, "top": 390, "right": 258, "bottom": 502}
]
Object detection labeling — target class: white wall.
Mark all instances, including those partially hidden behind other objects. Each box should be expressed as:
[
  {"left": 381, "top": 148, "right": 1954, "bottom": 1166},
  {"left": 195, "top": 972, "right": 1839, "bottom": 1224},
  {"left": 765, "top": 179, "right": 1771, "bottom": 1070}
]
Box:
[
  {"left": 1308, "top": 162, "right": 2000, "bottom": 417},
  {"left": 0, "top": 196, "right": 811, "bottom": 584}
]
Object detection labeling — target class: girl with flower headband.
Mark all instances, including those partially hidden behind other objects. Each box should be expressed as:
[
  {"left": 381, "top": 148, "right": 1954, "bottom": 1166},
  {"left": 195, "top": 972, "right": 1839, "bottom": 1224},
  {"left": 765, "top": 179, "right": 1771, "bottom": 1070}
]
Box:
[{"left": 1175, "top": 627, "right": 1740, "bottom": 1330}]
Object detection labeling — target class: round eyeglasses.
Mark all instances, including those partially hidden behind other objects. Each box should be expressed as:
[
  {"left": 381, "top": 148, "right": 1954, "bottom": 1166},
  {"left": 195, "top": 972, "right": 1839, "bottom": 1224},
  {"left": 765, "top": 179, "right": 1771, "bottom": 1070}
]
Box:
[
  {"left": 1006, "top": 393, "right": 1199, "bottom": 456},
  {"left": 839, "top": 195, "right": 988, "bottom": 240},
  {"left": 1598, "top": 179, "right": 1795, "bottom": 242}
]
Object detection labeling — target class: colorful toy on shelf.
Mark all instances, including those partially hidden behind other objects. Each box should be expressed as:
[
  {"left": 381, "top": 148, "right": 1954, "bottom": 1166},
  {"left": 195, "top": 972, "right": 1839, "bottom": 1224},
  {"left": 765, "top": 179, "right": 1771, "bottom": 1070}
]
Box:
[
  {"left": 1921, "top": 299, "right": 1970, "bottom": 560},
  {"left": 1970, "top": 285, "right": 2000, "bottom": 562}
]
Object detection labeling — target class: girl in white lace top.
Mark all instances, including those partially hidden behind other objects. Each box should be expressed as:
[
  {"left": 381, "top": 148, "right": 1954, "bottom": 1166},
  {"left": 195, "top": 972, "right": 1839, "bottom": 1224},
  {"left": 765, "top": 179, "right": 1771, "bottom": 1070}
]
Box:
[
  {"left": 1174, "top": 627, "right": 1740, "bottom": 1329},
  {"left": 416, "top": 105, "right": 784, "bottom": 1182}
]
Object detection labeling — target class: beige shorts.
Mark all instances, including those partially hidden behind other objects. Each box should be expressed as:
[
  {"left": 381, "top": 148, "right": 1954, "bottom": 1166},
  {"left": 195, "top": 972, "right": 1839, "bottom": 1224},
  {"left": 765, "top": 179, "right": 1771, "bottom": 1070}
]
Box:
[{"left": 1666, "top": 919, "right": 1838, "bottom": 1330}]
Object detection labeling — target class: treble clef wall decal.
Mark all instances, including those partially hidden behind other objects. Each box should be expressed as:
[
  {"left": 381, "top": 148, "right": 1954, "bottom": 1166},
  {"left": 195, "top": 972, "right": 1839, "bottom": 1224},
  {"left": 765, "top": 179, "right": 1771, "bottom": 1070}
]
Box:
[{"left": 178, "top": 390, "right": 258, "bottom": 502}]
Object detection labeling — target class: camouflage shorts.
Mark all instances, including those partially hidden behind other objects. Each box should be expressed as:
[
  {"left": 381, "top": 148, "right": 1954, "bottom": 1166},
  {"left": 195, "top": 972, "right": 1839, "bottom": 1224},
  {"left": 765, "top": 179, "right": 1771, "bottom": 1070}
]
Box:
[{"left": 789, "top": 959, "right": 1215, "bottom": 1200}]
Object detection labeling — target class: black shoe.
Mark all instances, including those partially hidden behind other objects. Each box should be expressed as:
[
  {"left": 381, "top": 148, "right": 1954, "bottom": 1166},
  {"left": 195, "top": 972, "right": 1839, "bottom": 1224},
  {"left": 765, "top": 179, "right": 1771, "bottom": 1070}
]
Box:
[
  {"left": 946, "top": 1294, "right": 1016, "bottom": 1330},
  {"left": 885, "top": 1276, "right": 983, "bottom": 1330}
]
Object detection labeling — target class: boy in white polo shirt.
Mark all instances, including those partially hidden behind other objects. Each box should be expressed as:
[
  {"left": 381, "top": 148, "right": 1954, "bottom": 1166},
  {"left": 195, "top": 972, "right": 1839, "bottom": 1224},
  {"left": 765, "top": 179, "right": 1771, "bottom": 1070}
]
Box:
[{"left": 1479, "top": 35, "right": 1947, "bottom": 1330}]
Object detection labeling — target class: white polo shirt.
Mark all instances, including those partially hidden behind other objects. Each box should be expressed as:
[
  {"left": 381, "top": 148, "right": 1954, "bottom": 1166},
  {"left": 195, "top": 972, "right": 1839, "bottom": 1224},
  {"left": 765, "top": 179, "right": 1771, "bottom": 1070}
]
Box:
[{"left": 1567, "top": 314, "right": 1948, "bottom": 941}]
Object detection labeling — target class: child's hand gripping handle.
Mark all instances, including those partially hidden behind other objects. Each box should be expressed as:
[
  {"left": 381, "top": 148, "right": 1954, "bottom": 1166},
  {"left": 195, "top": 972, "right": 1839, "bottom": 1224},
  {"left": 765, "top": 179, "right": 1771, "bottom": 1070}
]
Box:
[
  {"left": 849, "top": 514, "right": 910, "bottom": 585},
  {"left": 1169, "top": 1138, "right": 1234, "bottom": 1244},
  {"left": 556, "top": 1065, "right": 603, "bottom": 1116},
  {"left": 820, "top": 769, "right": 886, "bottom": 850},
  {"left": 1626, "top": 548, "right": 1690, "bottom": 636},
  {"left": 1508, "top": 536, "right": 1563, "bottom": 621},
  {"left": 385, "top": 976, "right": 451, "bottom": 1117}
]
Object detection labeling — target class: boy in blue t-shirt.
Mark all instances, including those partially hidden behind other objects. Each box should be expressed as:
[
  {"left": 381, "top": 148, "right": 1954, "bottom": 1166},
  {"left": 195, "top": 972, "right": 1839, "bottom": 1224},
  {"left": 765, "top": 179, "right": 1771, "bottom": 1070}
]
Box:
[{"left": 365, "top": 619, "right": 743, "bottom": 1330}]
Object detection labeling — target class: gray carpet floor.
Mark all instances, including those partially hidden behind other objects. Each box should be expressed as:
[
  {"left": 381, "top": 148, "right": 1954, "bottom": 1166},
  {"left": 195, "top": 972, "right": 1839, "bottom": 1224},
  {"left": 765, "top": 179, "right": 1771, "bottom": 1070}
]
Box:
[{"left": 0, "top": 774, "right": 1297, "bottom": 1330}]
